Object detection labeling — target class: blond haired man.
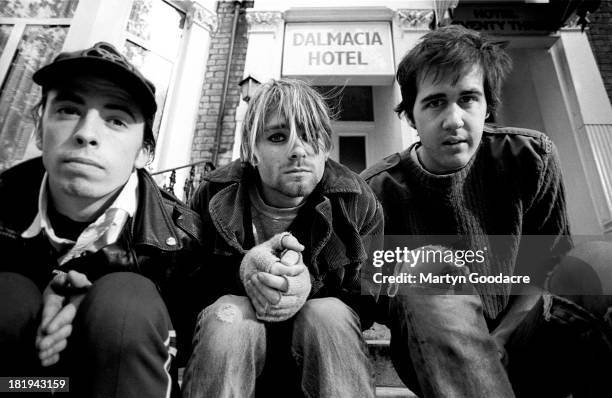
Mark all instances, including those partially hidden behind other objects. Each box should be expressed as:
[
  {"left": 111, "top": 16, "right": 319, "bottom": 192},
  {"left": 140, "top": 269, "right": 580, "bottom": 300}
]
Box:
[{"left": 183, "top": 79, "right": 383, "bottom": 398}]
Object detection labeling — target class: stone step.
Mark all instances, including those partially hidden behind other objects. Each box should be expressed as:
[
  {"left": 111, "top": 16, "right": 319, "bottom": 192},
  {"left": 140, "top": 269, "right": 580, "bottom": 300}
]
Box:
[
  {"left": 367, "top": 339, "right": 405, "bottom": 388},
  {"left": 365, "top": 323, "right": 419, "bottom": 396},
  {"left": 364, "top": 323, "right": 406, "bottom": 387},
  {"left": 376, "top": 386, "right": 418, "bottom": 398}
]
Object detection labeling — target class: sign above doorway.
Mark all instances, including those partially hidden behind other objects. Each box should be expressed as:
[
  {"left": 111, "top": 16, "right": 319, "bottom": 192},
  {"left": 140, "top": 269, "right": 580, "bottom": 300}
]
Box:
[{"left": 282, "top": 22, "right": 395, "bottom": 85}]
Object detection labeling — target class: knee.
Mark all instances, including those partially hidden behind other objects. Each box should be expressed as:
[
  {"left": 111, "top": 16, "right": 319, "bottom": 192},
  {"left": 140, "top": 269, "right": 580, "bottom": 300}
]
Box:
[
  {"left": 548, "top": 242, "right": 612, "bottom": 318},
  {"left": 389, "top": 293, "right": 487, "bottom": 336},
  {"left": 76, "top": 272, "right": 171, "bottom": 351},
  {"left": 192, "top": 295, "right": 263, "bottom": 355},
  {"left": 550, "top": 241, "right": 612, "bottom": 295},
  {"left": 0, "top": 273, "right": 41, "bottom": 341},
  {"left": 294, "top": 298, "right": 360, "bottom": 336}
]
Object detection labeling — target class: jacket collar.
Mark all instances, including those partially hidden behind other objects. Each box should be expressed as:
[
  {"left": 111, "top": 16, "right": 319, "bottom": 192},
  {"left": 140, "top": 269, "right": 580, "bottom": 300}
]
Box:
[{"left": 132, "top": 169, "right": 184, "bottom": 252}]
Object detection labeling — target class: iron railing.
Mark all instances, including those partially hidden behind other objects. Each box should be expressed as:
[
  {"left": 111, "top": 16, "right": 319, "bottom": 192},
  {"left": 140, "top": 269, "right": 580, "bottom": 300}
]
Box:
[{"left": 151, "top": 159, "right": 215, "bottom": 202}]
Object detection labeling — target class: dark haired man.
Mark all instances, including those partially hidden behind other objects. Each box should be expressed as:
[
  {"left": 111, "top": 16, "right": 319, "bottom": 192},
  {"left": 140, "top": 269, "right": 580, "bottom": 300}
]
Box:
[
  {"left": 364, "top": 25, "right": 612, "bottom": 397},
  {"left": 0, "top": 42, "right": 204, "bottom": 398}
]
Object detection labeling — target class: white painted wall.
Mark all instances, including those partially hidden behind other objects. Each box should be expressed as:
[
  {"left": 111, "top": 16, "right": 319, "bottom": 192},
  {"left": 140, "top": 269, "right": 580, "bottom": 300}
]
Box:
[
  {"left": 371, "top": 85, "right": 405, "bottom": 162},
  {"left": 151, "top": 0, "right": 217, "bottom": 196},
  {"left": 63, "top": 0, "right": 133, "bottom": 50},
  {"left": 527, "top": 40, "right": 603, "bottom": 234},
  {"left": 498, "top": 49, "right": 546, "bottom": 132},
  {"left": 559, "top": 31, "right": 612, "bottom": 124}
]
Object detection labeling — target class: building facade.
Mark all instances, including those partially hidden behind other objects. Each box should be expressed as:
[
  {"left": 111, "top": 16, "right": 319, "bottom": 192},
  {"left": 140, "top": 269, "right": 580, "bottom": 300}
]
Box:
[
  {"left": 588, "top": 0, "right": 612, "bottom": 104},
  {"left": 238, "top": 0, "right": 612, "bottom": 236},
  {"left": 1, "top": 0, "right": 612, "bottom": 236}
]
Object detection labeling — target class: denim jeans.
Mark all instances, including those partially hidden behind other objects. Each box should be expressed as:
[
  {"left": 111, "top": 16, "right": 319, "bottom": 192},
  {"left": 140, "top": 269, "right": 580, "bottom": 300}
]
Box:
[
  {"left": 182, "top": 295, "right": 375, "bottom": 398},
  {"left": 383, "top": 242, "right": 612, "bottom": 398}
]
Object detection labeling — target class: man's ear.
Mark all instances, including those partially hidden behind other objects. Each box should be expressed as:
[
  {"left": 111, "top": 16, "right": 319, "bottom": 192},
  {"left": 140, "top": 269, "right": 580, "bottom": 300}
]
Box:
[
  {"left": 34, "top": 103, "right": 45, "bottom": 150},
  {"left": 134, "top": 147, "right": 150, "bottom": 169},
  {"left": 35, "top": 119, "right": 43, "bottom": 150}
]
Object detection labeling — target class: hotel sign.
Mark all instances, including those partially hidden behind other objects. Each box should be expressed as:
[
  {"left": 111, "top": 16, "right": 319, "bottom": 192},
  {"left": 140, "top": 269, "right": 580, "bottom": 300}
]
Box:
[
  {"left": 452, "top": 5, "right": 554, "bottom": 34},
  {"left": 282, "top": 22, "right": 395, "bottom": 85}
]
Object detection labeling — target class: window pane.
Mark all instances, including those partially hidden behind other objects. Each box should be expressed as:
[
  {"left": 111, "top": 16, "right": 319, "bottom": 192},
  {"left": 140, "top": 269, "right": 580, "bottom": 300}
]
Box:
[
  {"left": 126, "top": 0, "right": 185, "bottom": 59},
  {"left": 339, "top": 136, "right": 366, "bottom": 173},
  {"left": 124, "top": 1, "right": 185, "bottom": 139},
  {"left": 123, "top": 40, "right": 173, "bottom": 137},
  {"left": 0, "top": 25, "right": 12, "bottom": 52},
  {"left": 0, "top": 0, "right": 79, "bottom": 18},
  {"left": 0, "top": 25, "right": 68, "bottom": 171}
]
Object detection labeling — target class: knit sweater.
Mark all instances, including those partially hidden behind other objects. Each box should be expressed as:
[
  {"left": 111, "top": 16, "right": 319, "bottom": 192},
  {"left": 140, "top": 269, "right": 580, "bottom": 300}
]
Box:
[{"left": 363, "top": 126, "right": 572, "bottom": 320}]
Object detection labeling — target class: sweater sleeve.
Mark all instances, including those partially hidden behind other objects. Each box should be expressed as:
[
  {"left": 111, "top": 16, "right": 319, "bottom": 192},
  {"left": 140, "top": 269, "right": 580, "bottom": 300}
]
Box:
[{"left": 516, "top": 139, "right": 573, "bottom": 286}]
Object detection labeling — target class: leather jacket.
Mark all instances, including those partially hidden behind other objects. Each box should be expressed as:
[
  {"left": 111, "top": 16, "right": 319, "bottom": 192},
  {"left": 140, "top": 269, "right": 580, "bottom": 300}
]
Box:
[
  {"left": 0, "top": 157, "right": 205, "bottom": 363},
  {"left": 190, "top": 159, "right": 384, "bottom": 329}
]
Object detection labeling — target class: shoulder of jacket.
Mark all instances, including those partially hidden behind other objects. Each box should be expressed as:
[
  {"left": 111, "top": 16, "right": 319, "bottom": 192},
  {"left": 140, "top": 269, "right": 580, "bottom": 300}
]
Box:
[
  {"left": 0, "top": 157, "right": 44, "bottom": 187},
  {"left": 360, "top": 151, "right": 405, "bottom": 181},
  {"left": 0, "top": 158, "right": 43, "bottom": 226},
  {"left": 484, "top": 124, "right": 553, "bottom": 156}
]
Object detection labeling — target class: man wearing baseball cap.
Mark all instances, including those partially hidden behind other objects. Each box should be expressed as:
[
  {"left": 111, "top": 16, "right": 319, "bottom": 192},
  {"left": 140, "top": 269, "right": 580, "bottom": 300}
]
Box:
[{"left": 0, "top": 42, "right": 204, "bottom": 398}]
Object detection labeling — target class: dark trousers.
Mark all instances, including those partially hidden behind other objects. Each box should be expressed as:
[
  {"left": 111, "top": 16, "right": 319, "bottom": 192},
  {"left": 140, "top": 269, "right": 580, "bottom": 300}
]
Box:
[{"left": 0, "top": 272, "right": 176, "bottom": 398}]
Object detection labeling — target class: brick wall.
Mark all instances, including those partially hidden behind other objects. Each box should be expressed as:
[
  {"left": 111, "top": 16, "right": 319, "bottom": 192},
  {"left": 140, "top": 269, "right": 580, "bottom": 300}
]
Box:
[
  {"left": 587, "top": 0, "right": 612, "bottom": 104},
  {"left": 190, "top": 0, "right": 249, "bottom": 170}
]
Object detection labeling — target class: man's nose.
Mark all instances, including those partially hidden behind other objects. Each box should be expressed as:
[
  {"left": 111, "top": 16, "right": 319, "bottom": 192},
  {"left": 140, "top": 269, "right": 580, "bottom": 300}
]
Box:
[
  {"left": 441, "top": 104, "right": 465, "bottom": 130},
  {"left": 73, "top": 110, "right": 100, "bottom": 147},
  {"left": 289, "top": 138, "right": 308, "bottom": 160}
]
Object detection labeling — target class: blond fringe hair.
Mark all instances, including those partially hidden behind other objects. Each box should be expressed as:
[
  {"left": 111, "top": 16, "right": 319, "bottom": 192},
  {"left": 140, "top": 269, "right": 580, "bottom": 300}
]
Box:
[{"left": 240, "top": 79, "right": 333, "bottom": 164}]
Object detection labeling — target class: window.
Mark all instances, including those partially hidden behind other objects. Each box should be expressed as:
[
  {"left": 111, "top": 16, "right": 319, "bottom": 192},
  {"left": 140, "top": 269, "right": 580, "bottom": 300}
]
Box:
[
  {"left": 0, "top": 0, "right": 78, "bottom": 18},
  {"left": 0, "top": 0, "right": 78, "bottom": 171},
  {"left": 123, "top": 0, "right": 185, "bottom": 137},
  {"left": 314, "top": 85, "right": 374, "bottom": 121}
]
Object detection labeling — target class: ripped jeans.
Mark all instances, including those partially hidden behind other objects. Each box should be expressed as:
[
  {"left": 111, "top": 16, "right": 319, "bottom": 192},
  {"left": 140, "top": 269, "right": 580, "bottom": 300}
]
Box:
[
  {"left": 181, "top": 295, "right": 375, "bottom": 398},
  {"left": 382, "top": 241, "right": 612, "bottom": 398}
]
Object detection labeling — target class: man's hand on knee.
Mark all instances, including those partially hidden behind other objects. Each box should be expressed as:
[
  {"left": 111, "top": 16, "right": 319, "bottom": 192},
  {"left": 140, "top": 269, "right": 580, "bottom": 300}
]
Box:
[{"left": 36, "top": 270, "right": 91, "bottom": 367}]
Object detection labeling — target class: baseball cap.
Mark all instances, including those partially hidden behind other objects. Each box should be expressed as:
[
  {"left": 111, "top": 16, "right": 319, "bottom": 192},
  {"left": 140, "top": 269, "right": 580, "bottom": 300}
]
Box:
[{"left": 32, "top": 42, "right": 157, "bottom": 118}]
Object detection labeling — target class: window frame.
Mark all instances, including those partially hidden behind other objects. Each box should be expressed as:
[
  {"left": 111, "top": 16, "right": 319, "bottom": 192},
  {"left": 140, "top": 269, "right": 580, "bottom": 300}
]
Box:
[{"left": 0, "top": 17, "right": 72, "bottom": 86}]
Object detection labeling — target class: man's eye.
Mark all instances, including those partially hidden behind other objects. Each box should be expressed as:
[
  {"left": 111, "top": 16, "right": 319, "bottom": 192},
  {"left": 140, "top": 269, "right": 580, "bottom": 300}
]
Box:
[
  {"left": 460, "top": 96, "right": 478, "bottom": 105},
  {"left": 56, "top": 106, "right": 80, "bottom": 116},
  {"left": 108, "top": 118, "right": 127, "bottom": 128},
  {"left": 268, "top": 133, "right": 287, "bottom": 143},
  {"left": 425, "top": 99, "right": 444, "bottom": 109}
]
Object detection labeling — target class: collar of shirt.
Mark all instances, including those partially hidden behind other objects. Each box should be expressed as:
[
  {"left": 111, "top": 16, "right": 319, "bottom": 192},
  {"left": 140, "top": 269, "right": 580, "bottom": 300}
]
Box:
[{"left": 21, "top": 171, "right": 139, "bottom": 255}]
